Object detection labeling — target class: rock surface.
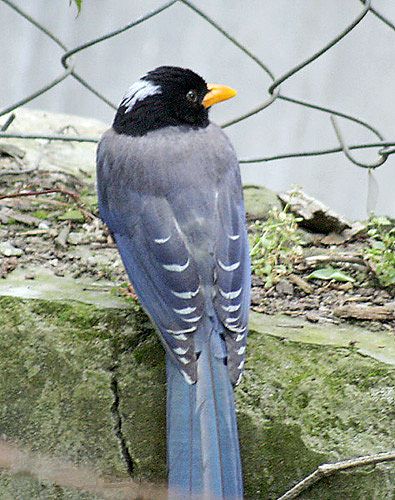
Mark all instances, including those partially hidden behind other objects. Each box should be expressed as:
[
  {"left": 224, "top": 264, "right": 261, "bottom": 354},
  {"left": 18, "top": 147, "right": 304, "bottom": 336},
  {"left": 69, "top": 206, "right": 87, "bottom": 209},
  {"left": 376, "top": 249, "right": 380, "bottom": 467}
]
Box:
[
  {"left": 1, "top": 108, "right": 105, "bottom": 176},
  {"left": 1, "top": 280, "right": 394, "bottom": 499},
  {"left": 243, "top": 185, "right": 282, "bottom": 221},
  {"left": 279, "top": 189, "right": 351, "bottom": 234}
]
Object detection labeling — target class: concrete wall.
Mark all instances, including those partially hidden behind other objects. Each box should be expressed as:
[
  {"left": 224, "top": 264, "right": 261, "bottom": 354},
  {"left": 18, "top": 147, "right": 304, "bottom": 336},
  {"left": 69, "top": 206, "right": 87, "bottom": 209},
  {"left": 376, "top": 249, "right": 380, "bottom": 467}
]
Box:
[{"left": 1, "top": 0, "right": 395, "bottom": 219}]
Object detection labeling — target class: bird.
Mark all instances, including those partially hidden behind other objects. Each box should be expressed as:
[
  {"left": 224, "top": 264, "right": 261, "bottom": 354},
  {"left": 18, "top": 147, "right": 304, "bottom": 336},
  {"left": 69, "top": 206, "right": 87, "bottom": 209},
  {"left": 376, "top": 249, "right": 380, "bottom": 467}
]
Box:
[{"left": 96, "top": 66, "right": 250, "bottom": 499}]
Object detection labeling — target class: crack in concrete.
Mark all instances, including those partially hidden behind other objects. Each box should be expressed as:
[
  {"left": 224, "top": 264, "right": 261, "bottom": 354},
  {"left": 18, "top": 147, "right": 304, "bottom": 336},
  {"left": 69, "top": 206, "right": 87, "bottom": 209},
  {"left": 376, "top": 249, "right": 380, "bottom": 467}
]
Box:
[{"left": 109, "top": 366, "right": 135, "bottom": 477}]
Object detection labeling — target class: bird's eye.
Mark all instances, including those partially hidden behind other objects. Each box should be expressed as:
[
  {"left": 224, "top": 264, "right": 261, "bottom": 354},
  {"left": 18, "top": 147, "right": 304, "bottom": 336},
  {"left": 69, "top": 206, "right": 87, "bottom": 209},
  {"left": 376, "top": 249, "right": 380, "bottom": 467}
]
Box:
[{"left": 186, "top": 90, "right": 198, "bottom": 103}]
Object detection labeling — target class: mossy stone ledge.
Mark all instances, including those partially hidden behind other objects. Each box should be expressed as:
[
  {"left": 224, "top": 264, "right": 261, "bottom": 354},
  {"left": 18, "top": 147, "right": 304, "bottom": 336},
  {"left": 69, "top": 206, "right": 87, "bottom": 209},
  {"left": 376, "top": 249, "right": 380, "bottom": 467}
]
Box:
[{"left": 0, "top": 272, "right": 394, "bottom": 499}]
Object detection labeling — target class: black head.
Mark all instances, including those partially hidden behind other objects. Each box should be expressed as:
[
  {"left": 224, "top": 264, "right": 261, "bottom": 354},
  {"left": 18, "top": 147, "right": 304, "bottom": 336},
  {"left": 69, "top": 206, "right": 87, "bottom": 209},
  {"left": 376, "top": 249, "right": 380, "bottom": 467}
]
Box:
[{"left": 113, "top": 66, "right": 210, "bottom": 136}]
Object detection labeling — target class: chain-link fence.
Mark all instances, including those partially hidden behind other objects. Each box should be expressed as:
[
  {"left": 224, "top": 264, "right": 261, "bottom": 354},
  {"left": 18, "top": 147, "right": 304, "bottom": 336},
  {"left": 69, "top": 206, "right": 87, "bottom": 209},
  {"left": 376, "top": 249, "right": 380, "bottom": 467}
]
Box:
[
  {"left": 0, "top": 0, "right": 394, "bottom": 171},
  {"left": 0, "top": 2, "right": 395, "bottom": 498}
]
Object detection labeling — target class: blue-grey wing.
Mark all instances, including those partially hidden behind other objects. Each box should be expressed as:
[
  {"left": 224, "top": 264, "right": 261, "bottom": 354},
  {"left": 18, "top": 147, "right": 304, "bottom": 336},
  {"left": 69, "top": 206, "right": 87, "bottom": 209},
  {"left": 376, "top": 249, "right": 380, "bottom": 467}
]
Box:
[
  {"left": 97, "top": 142, "right": 204, "bottom": 384},
  {"left": 214, "top": 177, "right": 250, "bottom": 386}
]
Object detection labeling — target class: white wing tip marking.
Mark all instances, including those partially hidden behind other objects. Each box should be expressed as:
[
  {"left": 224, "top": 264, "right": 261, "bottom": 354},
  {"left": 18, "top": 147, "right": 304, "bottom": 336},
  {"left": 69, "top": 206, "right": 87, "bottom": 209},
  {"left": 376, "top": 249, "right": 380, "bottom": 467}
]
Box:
[
  {"left": 221, "top": 303, "right": 241, "bottom": 313},
  {"left": 219, "top": 287, "right": 242, "bottom": 300},
  {"left": 182, "top": 371, "right": 194, "bottom": 385},
  {"left": 182, "top": 315, "right": 202, "bottom": 324},
  {"left": 218, "top": 259, "right": 240, "bottom": 272},
  {"left": 154, "top": 235, "right": 171, "bottom": 244},
  {"left": 166, "top": 326, "right": 196, "bottom": 336},
  {"left": 173, "top": 346, "right": 188, "bottom": 355},
  {"left": 225, "top": 316, "right": 240, "bottom": 324},
  {"left": 170, "top": 333, "right": 187, "bottom": 341},
  {"left": 171, "top": 287, "right": 200, "bottom": 299},
  {"left": 163, "top": 258, "right": 190, "bottom": 272},
  {"left": 228, "top": 324, "right": 247, "bottom": 334},
  {"left": 173, "top": 306, "right": 197, "bottom": 315}
]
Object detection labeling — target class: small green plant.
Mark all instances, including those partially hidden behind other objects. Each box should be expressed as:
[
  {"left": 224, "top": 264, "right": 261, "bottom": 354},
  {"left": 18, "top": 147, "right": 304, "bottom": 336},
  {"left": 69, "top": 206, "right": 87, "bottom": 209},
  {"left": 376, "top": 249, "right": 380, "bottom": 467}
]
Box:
[
  {"left": 250, "top": 206, "right": 304, "bottom": 288},
  {"left": 58, "top": 208, "right": 85, "bottom": 222},
  {"left": 306, "top": 266, "right": 354, "bottom": 283},
  {"left": 364, "top": 216, "right": 395, "bottom": 287}
]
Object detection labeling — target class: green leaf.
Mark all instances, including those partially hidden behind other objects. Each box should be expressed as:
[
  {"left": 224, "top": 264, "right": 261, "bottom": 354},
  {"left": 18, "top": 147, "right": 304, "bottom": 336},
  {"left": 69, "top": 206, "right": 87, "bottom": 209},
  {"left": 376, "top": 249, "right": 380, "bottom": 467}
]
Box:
[
  {"left": 383, "top": 272, "right": 395, "bottom": 286},
  {"left": 58, "top": 209, "right": 85, "bottom": 222},
  {"left": 373, "top": 216, "right": 391, "bottom": 226},
  {"left": 32, "top": 210, "right": 49, "bottom": 220},
  {"left": 370, "top": 240, "right": 385, "bottom": 250},
  {"left": 69, "top": 0, "right": 82, "bottom": 13},
  {"left": 307, "top": 267, "right": 355, "bottom": 283}
]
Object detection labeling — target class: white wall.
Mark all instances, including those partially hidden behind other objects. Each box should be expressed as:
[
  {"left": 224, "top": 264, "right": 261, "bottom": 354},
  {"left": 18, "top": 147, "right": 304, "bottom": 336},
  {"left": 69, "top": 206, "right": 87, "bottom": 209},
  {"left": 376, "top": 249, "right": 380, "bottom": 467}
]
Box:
[{"left": 1, "top": 0, "right": 394, "bottom": 220}]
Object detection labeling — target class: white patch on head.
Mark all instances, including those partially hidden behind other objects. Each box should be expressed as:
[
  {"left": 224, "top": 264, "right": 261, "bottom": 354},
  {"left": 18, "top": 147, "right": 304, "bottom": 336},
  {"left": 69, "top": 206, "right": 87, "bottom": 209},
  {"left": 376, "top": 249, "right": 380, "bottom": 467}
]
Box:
[{"left": 121, "top": 78, "right": 162, "bottom": 112}]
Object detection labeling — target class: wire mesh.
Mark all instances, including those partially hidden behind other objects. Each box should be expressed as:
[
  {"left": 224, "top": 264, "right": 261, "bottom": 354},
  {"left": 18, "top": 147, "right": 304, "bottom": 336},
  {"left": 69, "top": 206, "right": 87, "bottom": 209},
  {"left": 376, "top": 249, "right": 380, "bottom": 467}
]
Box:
[
  {"left": 0, "top": 3, "right": 394, "bottom": 497},
  {"left": 0, "top": 0, "right": 394, "bottom": 169}
]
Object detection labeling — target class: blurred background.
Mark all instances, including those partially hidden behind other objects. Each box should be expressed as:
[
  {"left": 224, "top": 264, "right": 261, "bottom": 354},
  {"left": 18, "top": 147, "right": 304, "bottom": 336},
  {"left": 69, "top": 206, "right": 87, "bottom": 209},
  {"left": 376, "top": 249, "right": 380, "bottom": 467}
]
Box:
[{"left": 0, "top": 0, "right": 394, "bottom": 220}]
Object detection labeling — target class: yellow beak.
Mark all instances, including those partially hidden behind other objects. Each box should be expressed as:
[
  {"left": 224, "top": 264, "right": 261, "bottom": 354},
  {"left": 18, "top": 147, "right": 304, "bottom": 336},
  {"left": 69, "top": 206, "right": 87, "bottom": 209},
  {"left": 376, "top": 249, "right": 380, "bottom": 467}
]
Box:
[{"left": 202, "top": 83, "right": 237, "bottom": 109}]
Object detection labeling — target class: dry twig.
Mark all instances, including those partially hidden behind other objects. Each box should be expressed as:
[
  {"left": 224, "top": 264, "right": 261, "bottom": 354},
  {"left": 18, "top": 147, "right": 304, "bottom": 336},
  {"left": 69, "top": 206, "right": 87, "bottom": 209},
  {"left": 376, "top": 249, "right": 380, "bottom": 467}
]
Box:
[
  {"left": 304, "top": 254, "right": 366, "bottom": 267},
  {"left": 0, "top": 188, "right": 97, "bottom": 221},
  {"left": 334, "top": 304, "right": 395, "bottom": 321},
  {"left": 0, "top": 188, "right": 79, "bottom": 201},
  {"left": 277, "top": 451, "right": 395, "bottom": 500},
  {"left": 288, "top": 273, "right": 314, "bottom": 293}
]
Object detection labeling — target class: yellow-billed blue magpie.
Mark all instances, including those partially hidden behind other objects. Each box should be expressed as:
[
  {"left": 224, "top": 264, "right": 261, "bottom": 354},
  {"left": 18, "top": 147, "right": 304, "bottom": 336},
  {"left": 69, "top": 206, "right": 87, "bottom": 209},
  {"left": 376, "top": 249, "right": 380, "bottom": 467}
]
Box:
[{"left": 96, "top": 66, "right": 250, "bottom": 499}]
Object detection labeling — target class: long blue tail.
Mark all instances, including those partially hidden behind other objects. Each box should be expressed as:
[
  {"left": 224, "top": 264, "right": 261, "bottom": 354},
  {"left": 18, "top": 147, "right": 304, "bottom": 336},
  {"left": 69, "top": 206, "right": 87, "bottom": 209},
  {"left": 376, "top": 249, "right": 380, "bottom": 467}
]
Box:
[{"left": 166, "top": 330, "right": 243, "bottom": 499}]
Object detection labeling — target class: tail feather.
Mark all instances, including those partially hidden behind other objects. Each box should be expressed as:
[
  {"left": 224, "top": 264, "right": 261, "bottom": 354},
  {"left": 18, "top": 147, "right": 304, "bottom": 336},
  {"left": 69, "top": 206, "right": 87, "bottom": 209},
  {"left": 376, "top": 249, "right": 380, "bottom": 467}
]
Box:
[
  {"left": 167, "top": 361, "right": 203, "bottom": 497},
  {"left": 167, "top": 330, "right": 243, "bottom": 499}
]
